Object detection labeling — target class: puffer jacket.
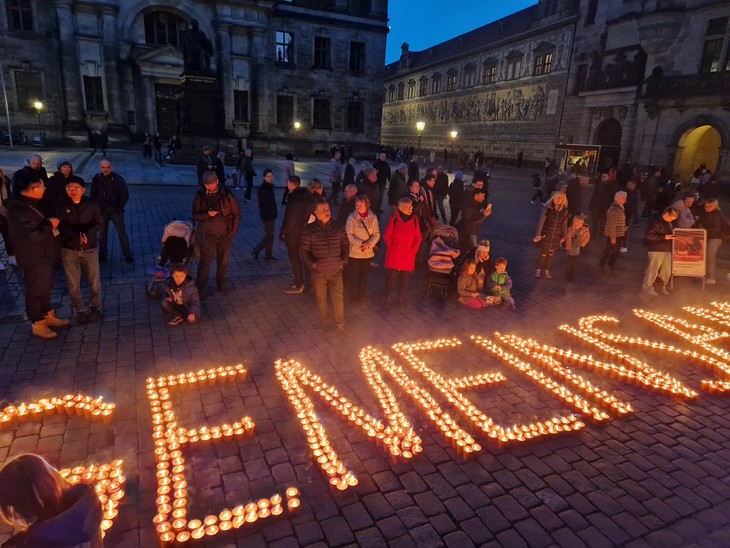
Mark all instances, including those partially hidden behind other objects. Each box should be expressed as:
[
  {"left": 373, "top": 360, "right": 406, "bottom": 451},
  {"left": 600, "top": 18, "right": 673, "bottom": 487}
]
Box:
[
  {"left": 56, "top": 195, "right": 103, "bottom": 251},
  {"left": 488, "top": 271, "right": 513, "bottom": 296},
  {"left": 384, "top": 212, "right": 422, "bottom": 271},
  {"left": 162, "top": 275, "right": 201, "bottom": 319},
  {"left": 2, "top": 483, "right": 102, "bottom": 548},
  {"left": 6, "top": 196, "right": 56, "bottom": 270},
  {"left": 300, "top": 219, "right": 349, "bottom": 277},
  {"left": 604, "top": 202, "right": 627, "bottom": 240},
  {"left": 192, "top": 186, "right": 241, "bottom": 237},
  {"left": 345, "top": 210, "right": 380, "bottom": 259},
  {"left": 536, "top": 201, "right": 568, "bottom": 250}
]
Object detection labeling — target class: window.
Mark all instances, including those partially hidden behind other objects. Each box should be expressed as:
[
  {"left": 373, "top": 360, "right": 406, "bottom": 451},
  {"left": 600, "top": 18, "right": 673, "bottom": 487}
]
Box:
[
  {"left": 127, "top": 110, "right": 136, "bottom": 126},
  {"left": 534, "top": 52, "right": 553, "bottom": 75},
  {"left": 397, "top": 82, "right": 404, "bottom": 100},
  {"left": 83, "top": 76, "right": 104, "bottom": 111},
  {"left": 483, "top": 64, "right": 497, "bottom": 84},
  {"left": 506, "top": 54, "right": 523, "bottom": 80},
  {"left": 346, "top": 101, "right": 363, "bottom": 131},
  {"left": 574, "top": 63, "right": 588, "bottom": 93},
  {"left": 446, "top": 73, "right": 458, "bottom": 91},
  {"left": 707, "top": 17, "right": 728, "bottom": 35},
  {"left": 14, "top": 71, "right": 43, "bottom": 111},
  {"left": 463, "top": 66, "right": 477, "bottom": 87},
  {"left": 388, "top": 85, "right": 395, "bottom": 102},
  {"left": 700, "top": 17, "right": 729, "bottom": 73},
  {"left": 585, "top": 0, "right": 598, "bottom": 25},
  {"left": 312, "top": 97, "right": 331, "bottom": 128},
  {"left": 6, "top": 0, "right": 33, "bottom": 31},
  {"left": 234, "top": 90, "right": 249, "bottom": 121},
  {"left": 419, "top": 77, "right": 428, "bottom": 97},
  {"left": 276, "top": 31, "right": 293, "bottom": 63},
  {"left": 276, "top": 95, "right": 294, "bottom": 125},
  {"left": 407, "top": 80, "right": 416, "bottom": 99},
  {"left": 313, "top": 36, "right": 331, "bottom": 68},
  {"left": 349, "top": 41, "right": 366, "bottom": 72},
  {"left": 144, "top": 12, "right": 185, "bottom": 46},
  {"left": 431, "top": 73, "right": 442, "bottom": 94}
]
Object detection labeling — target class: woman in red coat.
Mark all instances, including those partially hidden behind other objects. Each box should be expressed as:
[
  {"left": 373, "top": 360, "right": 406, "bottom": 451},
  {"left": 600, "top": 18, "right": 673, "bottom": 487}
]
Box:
[{"left": 384, "top": 197, "right": 422, "bottom": 306}]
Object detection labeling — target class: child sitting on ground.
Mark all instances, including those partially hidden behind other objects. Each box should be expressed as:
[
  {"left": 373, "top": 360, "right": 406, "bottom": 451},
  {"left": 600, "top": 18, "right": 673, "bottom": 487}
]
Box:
[
  {"left": 162, "top": 264, "right": 201, "bottom": 325},
  {"left": 564, "top": 213, "right": 591, "bottom": 281},
  {"left": 488, "top": 257, "right": 516, "bottom": 310},
  {"left": 457, "top": 258, "right": 500, "bottom": 309}
]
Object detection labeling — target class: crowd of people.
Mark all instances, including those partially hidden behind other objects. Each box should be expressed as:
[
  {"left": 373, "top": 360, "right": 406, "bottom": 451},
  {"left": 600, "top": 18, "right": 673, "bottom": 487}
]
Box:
[{"left": 1, "top": 149, "right": 729, "bottom": 339}]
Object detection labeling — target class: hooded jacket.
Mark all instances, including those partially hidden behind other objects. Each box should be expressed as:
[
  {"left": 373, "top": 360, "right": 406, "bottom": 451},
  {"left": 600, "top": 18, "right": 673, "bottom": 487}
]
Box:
[
  {"left": 46, "top": 161, "right": 85, "bottom": 217},
  {"left": 1, "top": 483, "right": 102, "bottom": 548}
]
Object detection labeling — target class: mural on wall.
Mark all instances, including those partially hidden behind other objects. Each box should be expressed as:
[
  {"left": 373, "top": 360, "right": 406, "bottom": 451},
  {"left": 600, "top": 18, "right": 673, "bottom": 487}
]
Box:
[{"left": 382, "top": 85, "right": 548, "bottom": 127}]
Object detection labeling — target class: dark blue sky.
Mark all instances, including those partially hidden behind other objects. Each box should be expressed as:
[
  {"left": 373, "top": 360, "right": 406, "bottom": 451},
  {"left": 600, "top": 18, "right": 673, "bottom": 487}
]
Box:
[{"left": 385, "top": 1, "right": 538, "bottom": 64}]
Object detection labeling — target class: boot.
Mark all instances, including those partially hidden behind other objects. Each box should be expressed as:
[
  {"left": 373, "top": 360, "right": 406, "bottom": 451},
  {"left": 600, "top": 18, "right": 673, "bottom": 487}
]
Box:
[
  {"left": 32, "top": 320, "right": 58, "bottom": 339},
  {"left": 44, "top": 310, "right": 70, "bottom": 328}
]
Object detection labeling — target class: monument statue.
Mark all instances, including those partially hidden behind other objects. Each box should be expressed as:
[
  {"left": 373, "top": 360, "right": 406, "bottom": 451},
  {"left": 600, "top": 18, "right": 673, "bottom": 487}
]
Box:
[{"left": 181, "top": 19, "right": 213, "bottom": 74}]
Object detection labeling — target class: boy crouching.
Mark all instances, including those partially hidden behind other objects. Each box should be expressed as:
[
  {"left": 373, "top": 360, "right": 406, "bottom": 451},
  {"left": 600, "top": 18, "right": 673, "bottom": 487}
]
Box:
[{"left": 162, "top": 264, "right": 201, "bottom": 325}]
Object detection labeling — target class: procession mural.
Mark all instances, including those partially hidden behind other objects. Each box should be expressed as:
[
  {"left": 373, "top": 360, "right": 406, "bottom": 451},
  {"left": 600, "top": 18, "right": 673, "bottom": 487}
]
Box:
[{"left": 382, "top": 85, "right": 549, "bottom": 127}]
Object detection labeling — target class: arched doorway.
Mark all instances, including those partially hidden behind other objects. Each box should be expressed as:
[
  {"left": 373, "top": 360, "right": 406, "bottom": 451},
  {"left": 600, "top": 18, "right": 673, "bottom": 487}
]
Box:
[
  {"left": 594, "top": 118, "right": 621, "bottom": 170},
  {"left": 673, "top": 125, "right": 721, "bottom": 182}
]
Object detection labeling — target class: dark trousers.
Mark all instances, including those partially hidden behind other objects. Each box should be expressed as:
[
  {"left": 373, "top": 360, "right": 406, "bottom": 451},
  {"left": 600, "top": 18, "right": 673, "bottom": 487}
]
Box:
[
  {"left": 449, "top": 206, "right": 461, "bottom": 227},
  {"left": 599, "top": 237, "right": 621, "bottom": 268},
  {"left": 286, "top": 241, "right": 303, "bottom": 287},
  {"left": 161, "top": 299, "right": 187, "bottom": 320},
  {"left": 244, "top": 176, "right": 254, "bottom": 200},
  {"left": 331, "top": 181, "right": 341, "bottom": 205},
  {"left": 100, "top": 209, "right": 133, "bottom": 260},
  {"left": 385, "top": 269, "right": 412, "bottom": 304},
  {"left": 435, "top": 195, "right": 447, "bottom": 223},
  {"left": 312, "top": 271, "right": 345, "bottom": 329},
  {"left": 154, "top": 147, "right": 162, "bottom": 161},
  {"left": 348, "top": 257, "right": 371, "bottom": 302},
  {"left": 254, "top": 220, "right": 275, "bottom": 258},
  {"left": 22, "top": 265, "right": 53, "bottom": 322},
  {"left": 0, "top": 214, "right": 14, "bottom": 255},
  {"left": 197, "top": 233, "right": 233, "bottom": 289},
  {"left": 566, "top": 255, "right": 579, "bottom": 280},
  {"left": 590, "top": 208, "right": 607, "bottom": 241}
]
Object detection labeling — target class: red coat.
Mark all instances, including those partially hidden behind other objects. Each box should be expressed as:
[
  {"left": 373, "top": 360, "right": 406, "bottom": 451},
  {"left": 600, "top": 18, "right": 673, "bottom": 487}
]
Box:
[{"left": 384, "top": 213, "right": 422, "bottom": 271}]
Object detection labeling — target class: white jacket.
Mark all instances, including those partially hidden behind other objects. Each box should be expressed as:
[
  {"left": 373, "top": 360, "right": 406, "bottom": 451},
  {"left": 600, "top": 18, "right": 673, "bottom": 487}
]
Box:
[{"left": 345, "top": 209, "right": 380, "bottom": 259}]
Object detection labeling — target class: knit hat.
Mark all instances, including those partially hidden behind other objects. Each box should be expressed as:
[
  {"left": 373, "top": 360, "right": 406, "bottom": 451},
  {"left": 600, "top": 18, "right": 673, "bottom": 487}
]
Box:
[
  {"left": 455, "top": 170, "right": 464, "bottom": 180},
  {"left": 57, "top": 158, "right": 72, "bottom": 171},
  {"left": 397, "top": 163, "right": 408, "bottom": 171}
]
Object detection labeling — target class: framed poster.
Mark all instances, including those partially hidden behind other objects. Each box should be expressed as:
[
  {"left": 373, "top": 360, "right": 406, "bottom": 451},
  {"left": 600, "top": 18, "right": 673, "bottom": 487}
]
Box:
[{"left": 672, "top": 228, "right": 706, "bottom": 277}]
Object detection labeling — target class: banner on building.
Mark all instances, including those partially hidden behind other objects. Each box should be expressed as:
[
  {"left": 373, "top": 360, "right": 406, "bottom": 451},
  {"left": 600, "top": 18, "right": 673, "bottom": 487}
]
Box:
[{"left": 672, "top": 228, "right": 706, "bottom": 277}]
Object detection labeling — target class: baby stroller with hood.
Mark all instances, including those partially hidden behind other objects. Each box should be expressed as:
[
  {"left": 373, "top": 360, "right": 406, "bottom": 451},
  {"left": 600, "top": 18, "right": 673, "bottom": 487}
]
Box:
[
  {"left": 425, "top": 224, "right": 460, "bottom": 297},
  {"left": 146, "top": 220, "right": 196, "bottom": 298}
]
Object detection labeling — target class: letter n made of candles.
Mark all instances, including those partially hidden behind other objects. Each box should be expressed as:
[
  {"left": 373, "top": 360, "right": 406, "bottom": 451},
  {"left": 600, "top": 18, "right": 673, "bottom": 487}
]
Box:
[{"left": 0, "top": 394, "right": 124, "bottom": 538}]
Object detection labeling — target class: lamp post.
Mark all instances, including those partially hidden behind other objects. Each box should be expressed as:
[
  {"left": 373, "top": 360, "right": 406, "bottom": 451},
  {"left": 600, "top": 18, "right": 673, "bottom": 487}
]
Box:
[
  {"left": 293, "top": 121, "right": 301, "bottom": 160},
  {"left": 416, "top": 120, "right": 425, "bottom": 163},
  {"left": 449, "top": 130, "right": 458, "bottom": 173},
  {"left": 33, "top": 100, "right": 44, "bottom": 147}
]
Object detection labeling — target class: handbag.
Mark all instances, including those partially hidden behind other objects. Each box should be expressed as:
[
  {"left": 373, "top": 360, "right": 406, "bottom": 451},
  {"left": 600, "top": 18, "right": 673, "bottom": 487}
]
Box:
[{"left": 360, "top": 219, "right": 381, "bottom": 254}]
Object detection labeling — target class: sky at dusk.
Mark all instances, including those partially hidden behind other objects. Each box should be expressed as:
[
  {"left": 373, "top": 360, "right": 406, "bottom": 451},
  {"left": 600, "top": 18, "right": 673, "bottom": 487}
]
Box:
[{"left": 385, "top": 1, "right": 538, "bottom": 64}]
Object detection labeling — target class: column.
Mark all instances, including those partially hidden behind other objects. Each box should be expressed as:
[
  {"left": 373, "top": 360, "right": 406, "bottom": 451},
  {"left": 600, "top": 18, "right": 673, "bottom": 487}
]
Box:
[
  {"left": 216, "top": 22, "right": 234, "bottom": 131},
  {"left": 55, "top": 0, "right": 84, "bottom": 123},
  {"left": 101, "top": 5, "right": 123, "bottom": 122}
]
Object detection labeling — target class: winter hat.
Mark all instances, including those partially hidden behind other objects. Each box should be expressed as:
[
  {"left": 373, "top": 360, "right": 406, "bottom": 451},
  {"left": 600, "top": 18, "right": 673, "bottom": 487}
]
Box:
[
  {"left": 397, "top": 163, "right": 408, "bottom": 171},
  {"left": 57, "top": 158, "right": 72, "bottom": 171},
  {"left": 65, "top": 179, "right": 85, "bottom": 189},
  {"left": 455, "top": 171, "right": 464, "bottom": 180}
]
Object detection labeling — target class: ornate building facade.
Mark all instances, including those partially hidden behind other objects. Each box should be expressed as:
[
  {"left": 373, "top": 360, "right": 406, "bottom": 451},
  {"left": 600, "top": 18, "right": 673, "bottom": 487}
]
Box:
[
  {"left": 0, "top": 0, "right": 388, "bottom": 154},
  {"left": 381, "top": 0, "right": 730, "bottom": 180}
]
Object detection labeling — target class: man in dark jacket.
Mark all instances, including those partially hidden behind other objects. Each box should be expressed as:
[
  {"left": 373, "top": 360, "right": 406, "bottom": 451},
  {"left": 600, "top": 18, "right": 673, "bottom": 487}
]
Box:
[
  {"left": 300, "top": 201, "right": 349, "bottom": 334},
  {"left": 457, "top": 190, "right": 493, "bottom": 252},
  {"left": 335, "top": 184, "right": 357, "bottom": 229},
  {"left": 387, "top": 163, "right": 408, "bottom": 215},
  {"left": 6, "top": 175, "right": 70, "bottom": 338},
  {"left": 433, "top": 165, "right": 449, "bottom": 223},
  {"left": 280, "top": 175, "right": 309, "bottom": 294},
  {"left": 642, "top": 206, "right": 677, "bottom": 296},
  {"left": 237, "top": 148, "right": 256, "bottom": 201},
  {"left": 12, "top": 154, "right": 48, "bottom": 197},
  {"left": 357, "top": 168, "right": 380, "bottom": 217},
  {"left": 448, "top": 171, "right": 465, "bottom": 226},
  {"left": 373, "top": 152, "right": 391, "bottom": 213},
  {"left": 57, "top": 180, "right": 103, "bottom": 323},
  {"left": 193, "top": 171, "right": 241, "bottom": 294},
  {"left": 252, "top": 168, "right": 278, "bottom": 261},
  {"left": 45, "top": 158, "right": 85, "bottom": 217},
  {"left": 90, "top": 159, "right": 133, "bottom": 263},
  {"left": 589, "top": 172, "right": 619, "bottom": 238},
  {"left": 196, "top": 145, "right": 215, "bottom": 188}
]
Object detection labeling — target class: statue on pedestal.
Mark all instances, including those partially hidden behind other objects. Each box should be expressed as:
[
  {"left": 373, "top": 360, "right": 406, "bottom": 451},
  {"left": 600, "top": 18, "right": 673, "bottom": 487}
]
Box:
[{"left": 181, "top": 20, "right": 213, "bottom": 75}]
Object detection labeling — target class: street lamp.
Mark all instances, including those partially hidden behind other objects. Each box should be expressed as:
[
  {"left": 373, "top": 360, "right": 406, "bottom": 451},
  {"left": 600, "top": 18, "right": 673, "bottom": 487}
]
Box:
[
  {"left": 293, "top": 121, "right": 301, "bottom": 159},
  {"left": 416, "top": 120, "right": 425, "bottom": 162},
  {"left": 449, "top": 130, "right": 458, "bottom": 172},
  {"left": 33, "top": 100, "right": 44, "bottom": 147},
  {"left": 293, "top": 121, "right": 301, "bottom": 131}
]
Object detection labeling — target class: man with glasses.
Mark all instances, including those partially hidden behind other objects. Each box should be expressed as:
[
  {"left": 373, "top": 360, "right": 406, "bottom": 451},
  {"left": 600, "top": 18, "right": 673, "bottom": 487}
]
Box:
[{"left": 90, "top": 159, "right": 133, "bottom": 263}]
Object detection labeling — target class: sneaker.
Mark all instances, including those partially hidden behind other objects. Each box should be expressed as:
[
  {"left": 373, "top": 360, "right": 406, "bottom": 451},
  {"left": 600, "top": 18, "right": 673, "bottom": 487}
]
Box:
[
  {"left": 705, "top": 278, "right": 716, "bottom": 285},
  {"left": 7, "top": 256, "right": 16, "bottom": 266},
  {"left": 642, "top": 287, "right": 658, "bottom": 296},
  {"left": 620, "top": 247, "right": 628, "bottom": 253},
  {"left": 168, "top": 315, "right": 184, "bottom": 326},
  {"left": 543, "top": 270, "right": 551, "bottom": 279},
  {"left": 534, "top": 269, "right": 541, "bottom": 278},
  {"left": 284, "top": 284, "right": 304, "bottom": 294}
]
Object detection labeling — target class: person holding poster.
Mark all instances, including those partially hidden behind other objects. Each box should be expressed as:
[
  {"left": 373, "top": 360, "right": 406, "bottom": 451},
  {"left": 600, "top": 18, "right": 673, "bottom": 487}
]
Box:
[{"left": 642, "top": 207, "right": 677, "bottom": 296}]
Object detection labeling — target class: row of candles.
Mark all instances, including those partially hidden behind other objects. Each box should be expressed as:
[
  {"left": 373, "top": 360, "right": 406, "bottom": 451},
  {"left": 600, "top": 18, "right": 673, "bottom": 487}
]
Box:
[
  {"left": 571, "top": 313, "right": 729, "bottom": 394},
  {"left": 1, "top": 394, "right": 115, "bottom": 427},
  {"left": 146, "top": 365, "right": 297, "bottom": 543},
  {"left": 391, "top": 340, "right": 585, "bottom": 444},
  {"left": 58, "top": 460, "right": 125, "bottom": 538},
  {"left": 494, "top": 333, "right": 633, "bottom": 416}
]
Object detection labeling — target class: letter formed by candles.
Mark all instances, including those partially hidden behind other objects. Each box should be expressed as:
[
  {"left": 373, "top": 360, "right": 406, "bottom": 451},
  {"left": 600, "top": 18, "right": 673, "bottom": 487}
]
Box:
[
  {"left": 392, "top": 339, "right": 586, "bottom": 446},
  {"left": 146, "top": 366, "right": 293, "bottom": 544},
  {"left": 0, "top": 395, "right": 124, "bottom": 538}
]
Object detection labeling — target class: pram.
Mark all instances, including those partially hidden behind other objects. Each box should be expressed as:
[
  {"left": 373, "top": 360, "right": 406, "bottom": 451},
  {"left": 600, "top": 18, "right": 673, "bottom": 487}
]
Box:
[
  {"left": 146, "top": 220, "right": 196, "bottom": 298},
  {"left": 425, "top": 224, "right": 460, "bottom": 297}
]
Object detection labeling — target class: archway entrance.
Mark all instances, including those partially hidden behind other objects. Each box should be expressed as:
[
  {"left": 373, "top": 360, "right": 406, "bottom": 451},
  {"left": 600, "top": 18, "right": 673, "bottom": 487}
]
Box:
[
  {"left": 594, "top": 118, "right": 621, "bottom": 170},
  {"left": 673, "top": 125, "right": 720, "bottom": 182}
]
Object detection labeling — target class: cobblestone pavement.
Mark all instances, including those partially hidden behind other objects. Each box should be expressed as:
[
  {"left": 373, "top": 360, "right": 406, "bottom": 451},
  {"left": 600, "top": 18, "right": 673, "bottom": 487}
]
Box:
[{"left": 1, "top": 149, "right": 730, "bottom": 547}]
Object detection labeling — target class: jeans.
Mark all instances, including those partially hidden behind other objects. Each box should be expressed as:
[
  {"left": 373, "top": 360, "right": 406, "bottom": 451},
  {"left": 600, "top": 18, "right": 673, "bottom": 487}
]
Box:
[
  {"left": 348, "top": 257, "right": 370, "bottom": 302},
  {"left": 312, "top": 271, "right": 345, "bottom": 328},
  {"left": 197, "top": 233, "right": 233, "bottom": 289},
  {"left": 707, "top": 238, "right": 722, "bottom": 279},
  {"left": 22, "top": 265, "right": 53, "bottom": 322},
  {"left": 599, "top": 237, "right": 621, "bottom": 268},
  {"left": 537, "top": 248, "right": 556, "bottom": 271},
  {"left": 253, "top": 219, "right": 275, "bottom": 258},
  {"left": 286, "top": 241, "right": 303, "bottom": 287},
  {"left": 100, "top": 209, "right": 133, "bottom": 260},
  {"left": 435, "top": 195, "right": 447, "bottom": 223},
  {"left": 61, "top": 248, "right": 102, "bottom": 313},
  {"left": 643, "top": 251, "right": 671, "bottom": 289}
]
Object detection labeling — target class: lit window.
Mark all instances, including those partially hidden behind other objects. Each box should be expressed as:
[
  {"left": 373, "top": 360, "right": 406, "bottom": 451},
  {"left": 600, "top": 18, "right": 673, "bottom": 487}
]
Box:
[
  {"left": 276, "top": 31, "right": 293, "bottom": 63},
  {"left": 534, "top": 52, "right": 553, "bottom": 75},
  {"left": 483, "top": 64, "right": 497, "bottom": 84},
  {"left": 446, "top": 74, "right": 458, "bottom": 91}
]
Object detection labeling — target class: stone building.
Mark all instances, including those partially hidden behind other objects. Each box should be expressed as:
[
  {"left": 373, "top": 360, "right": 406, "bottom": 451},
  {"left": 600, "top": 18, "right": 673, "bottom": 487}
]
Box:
[
  {"left": 0, "top": 0, "right": 388, "bottom": 155},
  {"left": 380, "top": 2, "right": 578, "bottom": 166}
]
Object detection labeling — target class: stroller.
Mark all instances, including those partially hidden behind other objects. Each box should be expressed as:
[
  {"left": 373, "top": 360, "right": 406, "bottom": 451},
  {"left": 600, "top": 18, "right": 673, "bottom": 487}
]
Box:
[
  {"left": 425, "top": 224, "right": 460, "bottom": 297},
  {"left": 146, "top": 220, "right": 196, "bottom": 298}
]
